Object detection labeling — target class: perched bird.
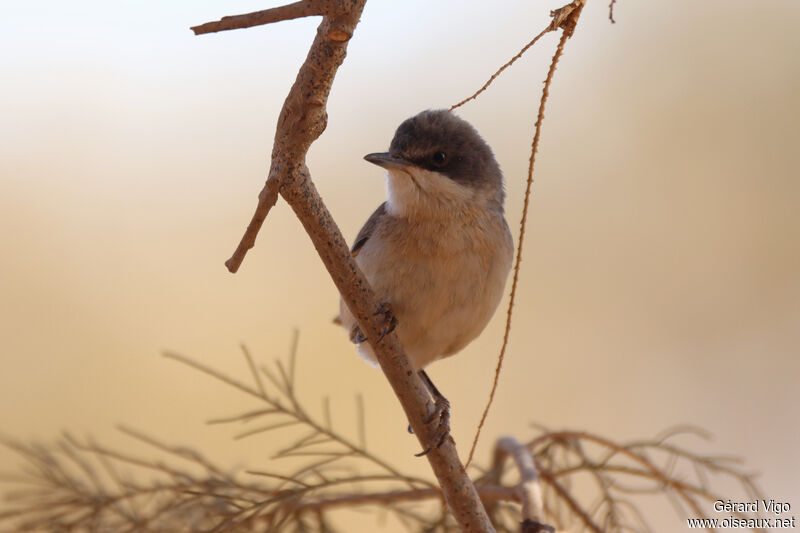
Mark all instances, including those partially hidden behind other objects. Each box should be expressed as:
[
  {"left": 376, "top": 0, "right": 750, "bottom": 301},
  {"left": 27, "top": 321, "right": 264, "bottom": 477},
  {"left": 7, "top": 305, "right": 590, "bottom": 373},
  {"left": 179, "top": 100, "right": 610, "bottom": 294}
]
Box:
[{"left": 338, "top": 109, "right": 514, "bottom": 453}]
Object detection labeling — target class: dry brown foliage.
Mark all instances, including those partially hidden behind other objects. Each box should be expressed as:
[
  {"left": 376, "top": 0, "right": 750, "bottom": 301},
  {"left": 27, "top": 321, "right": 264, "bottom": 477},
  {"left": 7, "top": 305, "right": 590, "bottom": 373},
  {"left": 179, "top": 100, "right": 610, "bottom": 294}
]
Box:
[{"left": 1, "top": 342, "right": 764, "bottom": 532}]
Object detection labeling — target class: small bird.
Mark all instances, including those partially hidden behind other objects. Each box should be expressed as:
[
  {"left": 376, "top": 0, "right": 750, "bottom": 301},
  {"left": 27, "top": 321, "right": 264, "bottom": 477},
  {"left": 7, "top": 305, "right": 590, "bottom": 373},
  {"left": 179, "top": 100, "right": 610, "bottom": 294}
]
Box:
[{"left": 338, "top": 109, "right": 514, "bottom": 453}]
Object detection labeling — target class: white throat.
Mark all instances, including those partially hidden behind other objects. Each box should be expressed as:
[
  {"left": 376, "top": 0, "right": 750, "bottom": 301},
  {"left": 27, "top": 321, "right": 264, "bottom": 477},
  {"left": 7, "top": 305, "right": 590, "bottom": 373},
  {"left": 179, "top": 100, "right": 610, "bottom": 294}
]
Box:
[{"left": 385, "top": 167, "right": 482, "bottom": 219}]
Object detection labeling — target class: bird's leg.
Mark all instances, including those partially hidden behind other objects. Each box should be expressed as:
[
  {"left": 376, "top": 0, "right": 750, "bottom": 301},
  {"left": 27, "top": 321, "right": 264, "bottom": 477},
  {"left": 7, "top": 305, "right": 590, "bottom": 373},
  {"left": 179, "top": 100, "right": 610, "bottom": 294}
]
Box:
[
  {"left": 414, "top": 369, "right": 452, "bottom": 457},
  {"left": 349, "top": 302, "right": 397, "bottom": 344}
]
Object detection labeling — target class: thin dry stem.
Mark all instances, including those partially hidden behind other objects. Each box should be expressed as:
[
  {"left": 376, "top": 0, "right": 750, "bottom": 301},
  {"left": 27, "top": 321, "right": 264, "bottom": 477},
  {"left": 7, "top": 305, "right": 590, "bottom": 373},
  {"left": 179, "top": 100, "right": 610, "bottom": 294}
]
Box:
[
  {"left": 538, "top": 467, "right": 605, "bottom": 533},
  {"left": 165, "top": 347, "right": 432, "bottom": 492},
  {"left": 527, "top": 428, "right": 764, "bottom": 532},
  {"left": 450, "top": 26, "right": 551, "bottom": 111},
  {"left": 465, "top": 0, "right": 586, "bottom": 470},
  {"left": 531, "top": 431, "right": 706, "bottom": 521}
]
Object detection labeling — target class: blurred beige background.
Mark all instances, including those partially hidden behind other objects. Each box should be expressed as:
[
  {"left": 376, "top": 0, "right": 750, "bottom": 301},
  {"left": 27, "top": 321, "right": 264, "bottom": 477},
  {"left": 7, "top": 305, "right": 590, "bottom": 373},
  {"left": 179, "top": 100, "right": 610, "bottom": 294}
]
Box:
[{"left": 1, "top": 0, "right": 798, "bottom": 529}]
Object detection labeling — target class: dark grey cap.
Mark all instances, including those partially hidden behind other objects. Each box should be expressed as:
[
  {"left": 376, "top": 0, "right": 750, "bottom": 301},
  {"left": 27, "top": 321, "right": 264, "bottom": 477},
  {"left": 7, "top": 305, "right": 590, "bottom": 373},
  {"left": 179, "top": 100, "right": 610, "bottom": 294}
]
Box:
[{"left": 365, "top": 110, "right": 504, "bottom": 204}]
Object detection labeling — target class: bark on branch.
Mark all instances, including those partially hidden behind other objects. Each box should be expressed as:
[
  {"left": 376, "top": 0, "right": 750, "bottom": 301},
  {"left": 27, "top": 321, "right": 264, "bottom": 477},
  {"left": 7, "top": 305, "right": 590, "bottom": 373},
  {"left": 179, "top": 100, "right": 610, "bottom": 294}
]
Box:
[
  {"left": 193, "top": 1, "right": 494, "bottom": 531},
  {"left": 191, "top": 0, "right": 354, "bottom": 36}
]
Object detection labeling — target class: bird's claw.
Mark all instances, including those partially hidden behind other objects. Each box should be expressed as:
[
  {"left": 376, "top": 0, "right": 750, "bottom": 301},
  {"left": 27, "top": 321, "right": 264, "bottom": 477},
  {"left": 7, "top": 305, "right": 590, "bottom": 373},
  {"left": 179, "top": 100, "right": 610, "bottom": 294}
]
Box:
[
  {"left": 374, "top": 302, "right": 397, "bottom": 343},
  {"left": 350, "top": 302, "right": 397, "bottom": 344},
  {"left": 414, "top": 395, "right": 451, "bottom": 457}
]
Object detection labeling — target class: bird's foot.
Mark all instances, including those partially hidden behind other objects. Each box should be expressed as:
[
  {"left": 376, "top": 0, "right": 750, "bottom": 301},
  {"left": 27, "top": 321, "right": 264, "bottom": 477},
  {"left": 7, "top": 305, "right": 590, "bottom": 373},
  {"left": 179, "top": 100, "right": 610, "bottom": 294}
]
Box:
[
  {"left": 349, "top": 302, "right": 397, "bottom": 344},
  {"left": 414, "top": 394, "right": 451, "bottom": 457},
  {"left": 374, "top": 301, "right": 397, "bottom": 343}
]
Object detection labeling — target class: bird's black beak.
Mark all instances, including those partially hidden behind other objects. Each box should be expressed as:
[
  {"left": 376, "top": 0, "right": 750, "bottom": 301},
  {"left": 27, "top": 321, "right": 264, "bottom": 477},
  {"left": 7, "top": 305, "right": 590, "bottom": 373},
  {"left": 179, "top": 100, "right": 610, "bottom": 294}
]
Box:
[{"left": 364, "top": 152, "right": 413, "bottom": 170}]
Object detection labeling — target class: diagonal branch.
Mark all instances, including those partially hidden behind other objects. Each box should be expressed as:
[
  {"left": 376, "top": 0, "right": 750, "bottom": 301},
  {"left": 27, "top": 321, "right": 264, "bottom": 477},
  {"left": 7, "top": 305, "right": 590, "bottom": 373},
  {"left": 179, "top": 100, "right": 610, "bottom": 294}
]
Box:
[
  {"left": 450, "top": 26, "right": 552, "bottom": 111},
  {"left": 194, "top": 2, "right": 495, "bottom": 531}
]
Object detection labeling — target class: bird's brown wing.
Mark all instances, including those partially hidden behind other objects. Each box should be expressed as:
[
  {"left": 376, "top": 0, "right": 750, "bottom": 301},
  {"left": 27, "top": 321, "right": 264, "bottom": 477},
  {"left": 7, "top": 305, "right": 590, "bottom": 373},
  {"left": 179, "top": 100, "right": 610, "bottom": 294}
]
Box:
[
  {"left": 334, "top": 203, "right": 388, "bottom": 331},
  {"left": 351, "top": 202, "right": 387, "bottom": 257}
]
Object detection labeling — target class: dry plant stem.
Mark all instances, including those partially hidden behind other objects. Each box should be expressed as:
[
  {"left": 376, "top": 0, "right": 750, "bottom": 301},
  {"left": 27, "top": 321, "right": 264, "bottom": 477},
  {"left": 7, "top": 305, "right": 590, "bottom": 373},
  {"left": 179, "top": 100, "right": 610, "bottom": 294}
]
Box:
[
  {"left": 164, "top": 349, "right": 433, "bottom": 492},
  {"left": 450, "top": 26, "right": 551, "bottom": 112},
  {"left": 0, "top": 423, "right": 767, "bottom": 531},
  {"left": 465, "top": 0, "right": 586, "bottom": 470},
  {"left": 530, "top": 431, "right": 707, "bottom": 523},
  {"left": 538, "top": 467, "right": 603, "bottom": 533},
  {"left": 492, "top": 437, "right": 545, "bottom": 524},
  {"left": 295, "top": 484, "right": 518, "bottom": 513},
  {"left": 195, "top": 1, "right": 494, "bottom": 530}
]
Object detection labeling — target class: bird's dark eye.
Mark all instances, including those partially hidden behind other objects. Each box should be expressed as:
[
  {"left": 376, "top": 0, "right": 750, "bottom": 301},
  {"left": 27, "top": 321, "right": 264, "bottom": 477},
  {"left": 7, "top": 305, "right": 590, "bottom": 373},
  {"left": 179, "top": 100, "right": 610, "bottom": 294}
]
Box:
[{"left": 432, "top": 151, "right": 447, "bottom": 166}]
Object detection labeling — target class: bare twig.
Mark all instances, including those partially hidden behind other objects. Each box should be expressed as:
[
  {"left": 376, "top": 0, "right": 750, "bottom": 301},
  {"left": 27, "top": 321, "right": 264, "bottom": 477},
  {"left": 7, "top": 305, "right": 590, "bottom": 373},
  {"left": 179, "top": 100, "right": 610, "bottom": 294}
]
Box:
[
  {"left": 529, "top": 431, "right": 719, "bottom": 527},
  {"left": 224, "top": 178, "right": 280, "bottom": 273},
  {"left": 450, "top": 0, "right": 585, "bottom": 112},
  {"left": 166, "top": 347, "right": 432, "bottom": 492},
  {"left": 465, "top": 0, "right": 586, "bottom": 470},
  {"left": 539, "top": 467, "right": 604, "bottom": 533},
  {"left": 192, "top": 1, "right": 327, "bottom": 36},
  {"left": 609, "top": 0, "right": 618, "bottom": 23},
  {"left": 450, "top": 26, "right": 552, "bottom": 111}
]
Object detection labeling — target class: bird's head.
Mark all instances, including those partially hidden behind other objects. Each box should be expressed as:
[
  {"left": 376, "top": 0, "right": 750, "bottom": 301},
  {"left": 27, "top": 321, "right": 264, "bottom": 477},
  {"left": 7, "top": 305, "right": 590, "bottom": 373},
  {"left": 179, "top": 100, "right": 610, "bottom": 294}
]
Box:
[{"left": 364, "top": 109, "right": 504, "bottom": 219}]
